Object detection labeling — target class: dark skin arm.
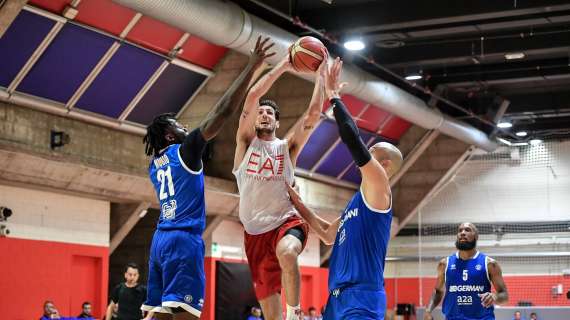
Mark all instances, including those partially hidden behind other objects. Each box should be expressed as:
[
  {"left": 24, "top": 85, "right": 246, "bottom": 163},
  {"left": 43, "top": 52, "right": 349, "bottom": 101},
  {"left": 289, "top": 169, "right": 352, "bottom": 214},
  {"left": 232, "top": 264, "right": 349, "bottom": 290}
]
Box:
[
  {"left": 424, "top": 258, "right": 447, "bottom": 320},
  {"left": 479, "top": 258, "right": 509, "bottom": 307},
  {"left": 199, "top": 36, "right": 275, "bottom": 141}
]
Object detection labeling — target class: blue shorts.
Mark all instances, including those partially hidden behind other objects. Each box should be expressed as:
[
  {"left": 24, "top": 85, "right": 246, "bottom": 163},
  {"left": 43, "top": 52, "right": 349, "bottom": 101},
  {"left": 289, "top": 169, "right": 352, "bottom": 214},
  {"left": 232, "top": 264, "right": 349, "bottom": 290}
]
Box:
[
  {"left": 141, "top": 229, "right": 205, "bottom": 317},
  {"left": 324, "top": 286, "right": 386, "bottom": 320}
]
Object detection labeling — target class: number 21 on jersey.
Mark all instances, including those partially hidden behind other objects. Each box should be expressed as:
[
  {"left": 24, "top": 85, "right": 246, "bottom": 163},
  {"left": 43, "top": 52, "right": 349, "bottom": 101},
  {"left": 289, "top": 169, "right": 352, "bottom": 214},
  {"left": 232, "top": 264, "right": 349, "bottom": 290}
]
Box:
[{"left": 157, "top": 166, "right": 175, "bottom": 200}]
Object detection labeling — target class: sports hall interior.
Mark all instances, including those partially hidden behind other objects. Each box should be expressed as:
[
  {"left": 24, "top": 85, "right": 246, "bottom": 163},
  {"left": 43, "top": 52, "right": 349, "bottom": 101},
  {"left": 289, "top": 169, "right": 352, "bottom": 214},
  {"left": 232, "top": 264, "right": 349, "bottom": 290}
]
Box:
[{"left": 0, "top": 1, "right": 569, "bottom": 319}]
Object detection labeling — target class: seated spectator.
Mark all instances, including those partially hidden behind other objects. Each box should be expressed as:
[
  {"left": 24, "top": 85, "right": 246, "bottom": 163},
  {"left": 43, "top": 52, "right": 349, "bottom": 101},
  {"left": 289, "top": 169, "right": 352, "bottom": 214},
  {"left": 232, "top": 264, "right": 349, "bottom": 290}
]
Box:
[
  {"left": 77, "top": 301, "right": 93, "bottom": 319},
  {"left": 513, "top": 310, "right": 525, "bottom": 320},
  {"left": 246, "top": 306, "right": 262, "bottom": 320},
  {"left": 40, "top": 301, "right": 58, "bottom": 320},
  {"left": 530, "top": 312, "right": 538, "bottom": 320}
]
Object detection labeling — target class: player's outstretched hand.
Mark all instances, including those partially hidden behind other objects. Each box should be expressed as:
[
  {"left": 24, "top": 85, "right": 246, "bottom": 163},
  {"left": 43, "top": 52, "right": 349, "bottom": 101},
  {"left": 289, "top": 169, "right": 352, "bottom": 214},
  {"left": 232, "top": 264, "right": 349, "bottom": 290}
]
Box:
[
  {"left": 249, "top": 35, "right": 276, "bottom": 69},
  {"left": 423, "top": 312, "right": 434, "bottom": 320},
  {"left": 478, "top": 292, "right": 496, "bottom": 308},
  {"left": 286, "top": 183, "right": 303, "bottom": 208},
  {"left": 325, "top": 57, "right": 347, "bottom": 100}
]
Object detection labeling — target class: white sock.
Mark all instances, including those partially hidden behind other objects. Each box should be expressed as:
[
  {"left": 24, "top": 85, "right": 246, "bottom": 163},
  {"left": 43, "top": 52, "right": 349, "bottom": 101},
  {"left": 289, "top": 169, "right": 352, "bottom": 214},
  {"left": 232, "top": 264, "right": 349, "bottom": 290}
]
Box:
[{"left": 286, "top": 304, "right": 301, "bottom": 320}]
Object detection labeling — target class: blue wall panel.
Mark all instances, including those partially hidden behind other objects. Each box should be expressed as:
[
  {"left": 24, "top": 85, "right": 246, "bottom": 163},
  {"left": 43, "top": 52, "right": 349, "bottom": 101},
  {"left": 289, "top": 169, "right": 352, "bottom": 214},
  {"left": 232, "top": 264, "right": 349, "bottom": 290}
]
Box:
[
  {"left": 0, "top": 11, "right": 54, "bottom": 87},
  {"left": 18, "top": 23, "right": 113, "bottom": 103},
  {"left": 76, "top": 44, "right": 163, "bottom": 118},
  {"left": 296, "top": 120, "right": 339, "bottom": 170},
  {"left": 126, "top": 64, "right": 207, "bottom": 125}
]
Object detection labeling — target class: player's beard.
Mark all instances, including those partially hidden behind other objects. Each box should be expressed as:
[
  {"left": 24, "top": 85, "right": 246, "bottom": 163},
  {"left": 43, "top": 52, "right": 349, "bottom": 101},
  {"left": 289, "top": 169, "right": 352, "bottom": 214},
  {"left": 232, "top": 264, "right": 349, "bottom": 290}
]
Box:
[
  {"left": 455, "top": 239, "right": 477, "bottom": 251},
  {"left": 255, "top": 125, "right": 275, "bottom": 136}
]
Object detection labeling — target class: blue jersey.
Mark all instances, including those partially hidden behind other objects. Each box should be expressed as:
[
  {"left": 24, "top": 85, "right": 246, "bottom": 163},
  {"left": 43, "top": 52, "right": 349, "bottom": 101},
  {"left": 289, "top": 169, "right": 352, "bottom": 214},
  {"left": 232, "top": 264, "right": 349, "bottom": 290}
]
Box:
[
  {"left": 328, "top": 190, "right": 392, "bottom": 291},
  {"left": 149, "top": 144, "right": 205, "bottom": 232},
  {"left": 443, "top": 251, "right": 494, "bottom": 320}
]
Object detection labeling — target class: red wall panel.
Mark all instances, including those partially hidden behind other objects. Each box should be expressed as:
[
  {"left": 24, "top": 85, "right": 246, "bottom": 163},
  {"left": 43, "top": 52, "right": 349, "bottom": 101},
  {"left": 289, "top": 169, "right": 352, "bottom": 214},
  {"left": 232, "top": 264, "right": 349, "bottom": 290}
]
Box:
[
  {"left": 179, "top": 36, "right": 228, "bottom": 70},
  {"left": 75, "top": 0, "right": 137, "bottom": 36},
  {"left": 126, "top": 16, "right": 184, "bottom": 55},
  {"left": 28, "top": 0, "right": 71, "bottom": 14},
  {"left": 378, "top": 116, "right": 412, "bottom": 141},
  {"left": 0, "top": 238, "right": 109, "bottom": 320}
]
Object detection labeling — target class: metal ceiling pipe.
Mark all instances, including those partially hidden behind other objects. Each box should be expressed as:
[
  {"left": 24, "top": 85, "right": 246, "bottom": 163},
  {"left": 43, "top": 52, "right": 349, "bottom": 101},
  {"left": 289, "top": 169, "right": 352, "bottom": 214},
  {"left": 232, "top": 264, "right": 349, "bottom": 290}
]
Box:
[{"left": 113, "top": 0, "right": 498, "bottom": 151}]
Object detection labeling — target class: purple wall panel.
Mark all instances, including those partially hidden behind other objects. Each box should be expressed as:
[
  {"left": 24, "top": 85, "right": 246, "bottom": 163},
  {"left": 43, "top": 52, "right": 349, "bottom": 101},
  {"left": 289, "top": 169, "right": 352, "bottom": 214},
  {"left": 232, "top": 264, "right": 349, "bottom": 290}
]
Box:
[
  {"left": 296, "top": 120, "right": 339, "bottom": 170},
  {"left": 0, "top": 11, "right": 54, "bottom": 87},
  {"left": 315, "top": 143, "right": 353, "bottom": 177},
  {"left": 343, "top": 165, "right": 362, "bottom": 184},
  {"left": 18, "top": 23, "right": 113, "bottom": 103},
  {"left": 76, "top": 44, "right": 163, "bottom": 117},
  {"left": 126, "top": 64, "right": 207, "bottom": 125}
]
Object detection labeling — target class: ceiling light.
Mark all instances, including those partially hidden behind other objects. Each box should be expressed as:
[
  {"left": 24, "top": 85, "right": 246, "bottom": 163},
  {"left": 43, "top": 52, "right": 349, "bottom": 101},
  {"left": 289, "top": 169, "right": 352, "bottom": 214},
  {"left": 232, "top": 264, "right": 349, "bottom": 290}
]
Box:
[
  {"left": 405, "top": 74, "right": 423, "bottom": 80},
  {"left": 344, "top": 40, "right": 365, "bottom": 51},
  {"left": 511, "top": 142, "right": 529, "bottom": 146},
  {"left": 505, "top": 52, "right": 525, "bottom": 60},
  {"left": 530, "top": 139, "right": 543, "bottom": 145},
  {"left": 515, "top": 131, "right": 528, "bottom": 137},
  {"left": 497, "top": 121, "right": 512, "bottom": 128}
]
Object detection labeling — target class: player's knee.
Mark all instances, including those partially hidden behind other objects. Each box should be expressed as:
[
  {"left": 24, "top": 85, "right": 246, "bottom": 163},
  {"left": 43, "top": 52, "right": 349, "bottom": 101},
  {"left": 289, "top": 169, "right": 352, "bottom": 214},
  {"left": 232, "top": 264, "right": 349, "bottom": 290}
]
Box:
[{"left": 277, "top": 247, "right": 299, "bottom": 268}]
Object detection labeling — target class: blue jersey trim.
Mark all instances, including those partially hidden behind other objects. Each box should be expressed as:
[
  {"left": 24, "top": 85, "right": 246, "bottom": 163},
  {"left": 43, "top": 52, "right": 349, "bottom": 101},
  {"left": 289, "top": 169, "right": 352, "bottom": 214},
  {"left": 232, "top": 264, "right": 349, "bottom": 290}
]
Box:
[
  {"left": 359, "top": 186, "right": 392, "bottom": 214},
  {"left": 177, "top": 146, "right": 203, "bottom": 175}
]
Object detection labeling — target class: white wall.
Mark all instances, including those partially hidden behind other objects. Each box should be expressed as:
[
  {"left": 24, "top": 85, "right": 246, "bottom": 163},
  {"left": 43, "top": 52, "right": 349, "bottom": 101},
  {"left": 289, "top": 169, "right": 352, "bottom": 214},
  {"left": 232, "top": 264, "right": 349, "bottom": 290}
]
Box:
[
  {"left": 0, "top": 184, "right": 110, "bottom": 246},
  {"left": 412, "top": 141, "right": 570, "bottom": 224},
  {"left": 207, "top": 219, "right": 321, "bottom": 267}
]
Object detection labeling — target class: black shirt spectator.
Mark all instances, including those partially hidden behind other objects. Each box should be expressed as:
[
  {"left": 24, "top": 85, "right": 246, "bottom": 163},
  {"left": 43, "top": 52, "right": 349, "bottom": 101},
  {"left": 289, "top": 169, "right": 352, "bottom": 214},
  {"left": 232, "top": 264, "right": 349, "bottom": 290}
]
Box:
[
  {"left": 106, "top": 263, "right": 148, "bottom": 320},
  {"left": 110, "top": 282, "right": 147, "bottom": 320}
]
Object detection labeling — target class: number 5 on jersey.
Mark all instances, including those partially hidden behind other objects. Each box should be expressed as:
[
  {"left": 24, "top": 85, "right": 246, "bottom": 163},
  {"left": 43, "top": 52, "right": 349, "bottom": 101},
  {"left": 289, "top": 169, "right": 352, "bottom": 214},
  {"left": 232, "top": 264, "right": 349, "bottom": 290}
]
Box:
[
  {"left": 462, "top": 269, "right": 468, "bottom": 281},
  {"left": 157, "top": 166, "right": 175, "bottom": 200}
]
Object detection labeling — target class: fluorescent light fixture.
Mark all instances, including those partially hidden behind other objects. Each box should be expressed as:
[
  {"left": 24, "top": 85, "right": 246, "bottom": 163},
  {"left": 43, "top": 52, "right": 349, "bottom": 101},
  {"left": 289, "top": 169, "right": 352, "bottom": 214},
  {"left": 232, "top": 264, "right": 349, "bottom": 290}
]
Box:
[
  {"left": 405, "top": 74, "right": 423, "bottom": 80},
  {"left": 511, "top": 142, "right": 528, "bottom": 146},
  {"left": 344, "top": 40, "right": 365, "bottom": 51},
  {"left": 505, "top": 52, "right": 525, "bottom": 60},
  {"left": 497, "top": 121, "right": 512, "bottom": 128},
  {"left": 515, "top": 131, "right": 528, "bottom": 137},
  {"left": 497, "top": 137, "right": 512, "bottom": 146},
  {"left": 530, "top": 139, "right": 543, "bottom": 145}
]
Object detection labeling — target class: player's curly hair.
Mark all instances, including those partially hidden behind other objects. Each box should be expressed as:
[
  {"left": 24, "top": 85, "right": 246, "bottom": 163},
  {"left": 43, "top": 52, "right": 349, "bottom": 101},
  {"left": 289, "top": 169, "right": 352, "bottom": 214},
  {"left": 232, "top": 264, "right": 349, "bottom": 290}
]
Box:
[
  {"left": 143, "top": 113, "right": 176, "bottom": 157},
  {"left": 259, "top": 99, "right": 280, "bottom": 120}
]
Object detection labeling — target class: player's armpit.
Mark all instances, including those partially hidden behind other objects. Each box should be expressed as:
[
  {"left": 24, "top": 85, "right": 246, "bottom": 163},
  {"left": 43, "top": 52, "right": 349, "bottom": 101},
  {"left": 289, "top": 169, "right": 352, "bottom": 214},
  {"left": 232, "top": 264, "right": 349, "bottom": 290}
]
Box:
[{"left": 360, "top": 158, "right": 391, "bottom": 212}]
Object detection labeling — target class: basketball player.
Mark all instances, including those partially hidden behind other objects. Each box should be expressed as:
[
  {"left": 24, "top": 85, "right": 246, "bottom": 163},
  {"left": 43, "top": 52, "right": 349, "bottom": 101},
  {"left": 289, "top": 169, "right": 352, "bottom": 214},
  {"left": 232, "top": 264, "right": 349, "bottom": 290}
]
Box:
[
  {"left": 286, "top": 57, "right": 403, "bottom": 320},
  {"left": 141, "top": 36, "right": 275, "bottom": 320},
  {"left": 233, "top": 49, "right": 327, "bottom": 320},
  {"left": 423, "top": 222, "right": 509, "bottom": 320}
]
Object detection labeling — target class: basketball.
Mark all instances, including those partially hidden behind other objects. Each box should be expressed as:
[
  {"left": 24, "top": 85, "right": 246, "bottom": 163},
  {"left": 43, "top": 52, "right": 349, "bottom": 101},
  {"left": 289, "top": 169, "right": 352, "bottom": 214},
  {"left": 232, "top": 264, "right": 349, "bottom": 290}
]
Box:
[{"left": 289, "top": 36, "right": 327, "bottom": 73}]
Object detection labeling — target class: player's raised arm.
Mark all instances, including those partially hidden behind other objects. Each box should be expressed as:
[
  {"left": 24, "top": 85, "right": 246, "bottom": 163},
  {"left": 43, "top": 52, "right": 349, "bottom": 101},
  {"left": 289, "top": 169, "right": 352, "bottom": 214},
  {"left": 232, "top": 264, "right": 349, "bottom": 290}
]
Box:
[
  {"left": 324, "top": 58, "right": 401, "bottom": 211},
  {"left": 201, "top": 36, "right": 275, "bottom": 142},
  {"left": 236, "top": 50, "right": 293, "bottom": 146},
  {"left": 286, "top": 52, "right": 327, "bottom": 163},
  {"left": 177, "top": 36, "right": 274, "bottom": 172}
]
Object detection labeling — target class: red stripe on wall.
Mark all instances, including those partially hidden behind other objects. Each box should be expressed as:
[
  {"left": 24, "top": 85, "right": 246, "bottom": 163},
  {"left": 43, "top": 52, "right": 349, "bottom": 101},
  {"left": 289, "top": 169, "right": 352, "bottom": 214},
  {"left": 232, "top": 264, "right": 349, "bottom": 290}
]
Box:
[{"left": 0, "top": 237, "right": 109, "bottom": 320}]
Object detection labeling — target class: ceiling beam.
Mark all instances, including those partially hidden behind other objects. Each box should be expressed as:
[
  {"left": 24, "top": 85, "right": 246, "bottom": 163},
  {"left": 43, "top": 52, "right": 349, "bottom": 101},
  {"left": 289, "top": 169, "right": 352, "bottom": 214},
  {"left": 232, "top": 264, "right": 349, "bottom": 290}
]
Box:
[
  {"left": 380, "top": 30, "right": 570, "bottom": 68},
  {"left": 110, "top": 202, "right": 150, "bottom": 254},
  {"left": 301, "top": 0, "right": 570, "bottom": 34}
]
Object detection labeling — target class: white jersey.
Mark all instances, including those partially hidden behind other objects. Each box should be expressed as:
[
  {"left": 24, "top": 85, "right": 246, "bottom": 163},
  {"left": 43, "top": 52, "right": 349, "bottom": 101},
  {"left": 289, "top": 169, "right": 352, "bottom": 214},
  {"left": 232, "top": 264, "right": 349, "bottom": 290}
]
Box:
[{"left": 234, "top": 137, "right": 297, "bottom": 235}]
